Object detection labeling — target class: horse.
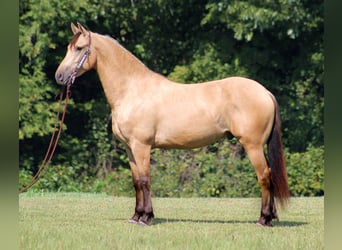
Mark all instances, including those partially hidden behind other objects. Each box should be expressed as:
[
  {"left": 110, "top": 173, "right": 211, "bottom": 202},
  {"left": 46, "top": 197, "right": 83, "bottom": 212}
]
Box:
[{"left": 55, "top": 23, "right": 289, "bottom": 227}]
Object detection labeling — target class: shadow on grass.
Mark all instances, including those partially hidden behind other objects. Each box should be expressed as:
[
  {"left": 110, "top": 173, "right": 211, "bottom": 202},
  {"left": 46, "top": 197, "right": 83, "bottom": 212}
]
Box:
[{"left": 152, "top": 218, "right": 307, "bottom": 227}]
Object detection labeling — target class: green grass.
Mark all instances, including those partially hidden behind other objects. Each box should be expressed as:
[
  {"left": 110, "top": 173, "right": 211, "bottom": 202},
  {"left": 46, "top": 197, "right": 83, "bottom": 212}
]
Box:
[{"left": 19, "top": 193, "right": 323, "bottom": 250}]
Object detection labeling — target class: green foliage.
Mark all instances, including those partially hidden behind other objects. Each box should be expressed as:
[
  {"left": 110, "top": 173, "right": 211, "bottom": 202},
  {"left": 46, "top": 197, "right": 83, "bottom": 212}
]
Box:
[
  {"left": 169, "top": 44, "right": 248, "bottom": 83},
  {"left": 19, "top": 0, "right": 323, "bottom": 197},
  {"left": 19, "top": 19, "right": 56, "bottom": 139},
  {"left": 286, "top": 146, "right": 324, "bottom": 196},
  {"left": 91, "top": 168, "right": 134, "bottom": 196},
  {"left": 151, "top": 143, "right": 324, "bottom": 198},
  {"left": 20, "top": 142, "right": 324, "bottom": 198},
  {"left": 150, "top": 140, "right": 259, "bottom": 198},
  {"left": 202, "top": 0, "right": 321, "bottom": 41}
]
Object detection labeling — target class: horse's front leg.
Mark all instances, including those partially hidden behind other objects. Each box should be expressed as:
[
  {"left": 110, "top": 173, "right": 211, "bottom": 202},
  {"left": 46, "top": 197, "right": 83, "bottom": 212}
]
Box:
[{"left": 126, "top": 142, "right": 154, "bottom": 225}]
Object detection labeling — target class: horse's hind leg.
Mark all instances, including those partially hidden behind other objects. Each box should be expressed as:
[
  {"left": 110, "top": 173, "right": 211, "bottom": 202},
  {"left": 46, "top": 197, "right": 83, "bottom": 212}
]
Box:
[
  {"left": 126, "top": 142, "right": 154, "bottom": 225},
  {"left": 242, "top": 143, "right": 278, "bottom": 226}
]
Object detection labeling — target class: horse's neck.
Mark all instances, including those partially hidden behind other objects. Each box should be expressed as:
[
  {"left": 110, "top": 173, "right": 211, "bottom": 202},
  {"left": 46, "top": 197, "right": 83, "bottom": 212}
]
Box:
[{"left": 93, "top": 33, "right": 154, "bottom": 108}]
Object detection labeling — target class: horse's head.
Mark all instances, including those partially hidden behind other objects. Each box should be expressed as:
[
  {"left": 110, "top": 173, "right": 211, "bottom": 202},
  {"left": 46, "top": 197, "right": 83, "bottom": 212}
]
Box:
[{"left": 55, "top": 23, "right": 96, "bottom": 85}]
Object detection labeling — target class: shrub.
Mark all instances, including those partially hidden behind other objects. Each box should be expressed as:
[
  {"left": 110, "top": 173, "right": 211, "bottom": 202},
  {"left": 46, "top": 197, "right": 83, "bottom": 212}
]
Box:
[
  {"left": 150, "top": 139, "right": 260, "bottom": 198},
  {"left": 19, "top": 142, "right": 324, "bottom": 198},
  {"left": 286, "top": 145, "right": 324, "bottom": 196},
  {"left": 133, "top": 143, "right": 324, "bottom": 198}
]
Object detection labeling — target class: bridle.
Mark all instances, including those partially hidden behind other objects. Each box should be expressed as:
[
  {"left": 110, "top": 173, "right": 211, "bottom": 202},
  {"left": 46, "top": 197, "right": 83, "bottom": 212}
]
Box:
[
  {"left": 70, "top": 32, "right": 91, "bottom": 85},
  {"left": 19, "top": 32, "right": 91, "bottom": 193}
]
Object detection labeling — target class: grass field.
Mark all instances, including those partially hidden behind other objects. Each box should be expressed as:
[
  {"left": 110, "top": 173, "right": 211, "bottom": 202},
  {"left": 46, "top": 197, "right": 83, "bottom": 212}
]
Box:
[{"left": 19, "top": 193, "right": 323, "bottom": 250}]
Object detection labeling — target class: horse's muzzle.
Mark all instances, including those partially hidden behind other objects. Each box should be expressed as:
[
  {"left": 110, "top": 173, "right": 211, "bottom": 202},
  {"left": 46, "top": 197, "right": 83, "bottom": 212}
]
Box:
[{"left": 55, "top": 71, "right": 76, "bottom": 85}]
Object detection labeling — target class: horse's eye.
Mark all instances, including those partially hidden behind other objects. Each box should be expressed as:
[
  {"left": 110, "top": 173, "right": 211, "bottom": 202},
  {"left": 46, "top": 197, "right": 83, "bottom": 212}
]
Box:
[{"left": 76, "top": 46, "right": 83, "bottom": 51}]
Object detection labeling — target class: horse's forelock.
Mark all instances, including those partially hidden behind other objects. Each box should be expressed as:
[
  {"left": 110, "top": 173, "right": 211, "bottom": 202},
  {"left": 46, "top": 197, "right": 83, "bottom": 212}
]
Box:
[{"left": 69, "top": 32, "right": 82, "bottom": 48}]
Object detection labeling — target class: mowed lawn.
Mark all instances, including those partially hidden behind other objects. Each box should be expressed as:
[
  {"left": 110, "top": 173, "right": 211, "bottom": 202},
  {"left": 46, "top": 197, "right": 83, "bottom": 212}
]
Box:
[{"left": 19, "top": 193, "right": 323, "bottom": 250}]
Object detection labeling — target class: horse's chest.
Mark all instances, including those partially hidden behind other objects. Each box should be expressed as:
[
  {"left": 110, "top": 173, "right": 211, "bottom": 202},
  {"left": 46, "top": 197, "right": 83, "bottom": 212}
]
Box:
[
  {"left": 111, "top": 111, "right": 154, "bottom": 146},
  {"left": 111, "top": 115, "right": 130, "bottom": 144}
]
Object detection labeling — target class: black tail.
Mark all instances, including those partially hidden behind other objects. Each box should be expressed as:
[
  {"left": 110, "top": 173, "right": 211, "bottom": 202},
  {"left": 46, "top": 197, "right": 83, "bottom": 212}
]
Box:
[{"left": 267, "top": 95, "right": 290, "bottom": 207}]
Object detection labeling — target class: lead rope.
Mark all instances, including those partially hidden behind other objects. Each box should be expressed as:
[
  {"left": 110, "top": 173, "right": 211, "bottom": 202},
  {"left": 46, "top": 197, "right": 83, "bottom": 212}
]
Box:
[
  {"left": 19, "top": 85, "right": 71, "bottom": 193},
  {"left": 20, "top": 31, "right": 91, "bottom": 193}
]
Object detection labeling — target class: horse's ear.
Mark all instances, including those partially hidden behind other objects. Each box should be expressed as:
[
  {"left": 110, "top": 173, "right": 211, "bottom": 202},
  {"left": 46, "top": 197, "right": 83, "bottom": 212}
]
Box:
[
  {"left": 71, "top": 22, "right": 79, "bottom": 35},
  {"left": 77, "top": 22, "right": 89, "bottom": 35}
]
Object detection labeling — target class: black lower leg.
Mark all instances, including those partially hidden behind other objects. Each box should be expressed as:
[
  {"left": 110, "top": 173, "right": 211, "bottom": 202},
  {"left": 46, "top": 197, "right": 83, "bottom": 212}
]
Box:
[
  {"left": 258, "top": 193, "right": 279, "bottom": 227},
  {"left": 257, "top": 190, "right": 274, "bottom": 227},
  {"left": 130, "top": 179, "right": 144, "bottom": 223},
  {"left": 258, "top": 206, "right": 273, "bottom": 226},
  {"left": 139, "top": 176, "right": 154, "bottom": 225}
]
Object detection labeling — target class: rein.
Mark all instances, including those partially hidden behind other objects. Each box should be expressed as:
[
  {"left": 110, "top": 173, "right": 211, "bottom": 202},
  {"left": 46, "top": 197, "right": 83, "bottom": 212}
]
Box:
[
  {"left": 19, "top": 33, "right": 91, "bottom": 193},
  {"left": 19, "top": 85, "right": 71, "bottom": 193}
]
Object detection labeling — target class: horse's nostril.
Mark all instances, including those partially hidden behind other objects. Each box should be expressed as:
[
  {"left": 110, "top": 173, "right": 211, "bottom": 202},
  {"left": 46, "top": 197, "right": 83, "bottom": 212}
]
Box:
[{"left": 55, "top": 72, "right": 64, "bottom": 83}]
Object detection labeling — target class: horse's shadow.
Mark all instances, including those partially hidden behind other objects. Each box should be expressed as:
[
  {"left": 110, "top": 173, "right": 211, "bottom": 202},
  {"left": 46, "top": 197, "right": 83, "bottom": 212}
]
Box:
[{"left": 152, "top": 218, "right": 307, "bottom": 227}]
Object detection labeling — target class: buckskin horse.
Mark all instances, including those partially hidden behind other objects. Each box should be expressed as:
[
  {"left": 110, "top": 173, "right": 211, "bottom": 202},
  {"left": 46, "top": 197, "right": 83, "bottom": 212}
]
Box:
[{"left": 55, "top": 23, "right": 289, "bottom": 227}]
